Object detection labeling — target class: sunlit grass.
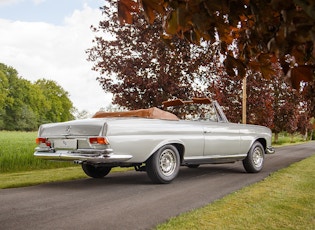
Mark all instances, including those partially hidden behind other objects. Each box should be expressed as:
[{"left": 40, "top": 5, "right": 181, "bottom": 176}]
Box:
[
  {"left": 0, "top": 131, "right": 82, "bottom": 173},
  {"left": 156, "top": 154, "right": 315, "bottom": 230},
  {"left": 0, "top": 166, "right": 132, "bottom": 189},
  {"left": 273, "top": 132, "right": 307, "bottom": 146}
]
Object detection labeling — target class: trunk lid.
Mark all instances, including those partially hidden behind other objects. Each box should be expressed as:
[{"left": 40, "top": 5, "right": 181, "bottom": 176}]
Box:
[{"left": 38, "top": 118, "right": 107, "bottom": 137}]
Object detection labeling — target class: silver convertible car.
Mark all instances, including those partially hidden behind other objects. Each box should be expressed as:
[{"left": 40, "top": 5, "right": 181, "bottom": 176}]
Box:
[{"left": 34, "top": 98, "right": 275, "bottom": 183}]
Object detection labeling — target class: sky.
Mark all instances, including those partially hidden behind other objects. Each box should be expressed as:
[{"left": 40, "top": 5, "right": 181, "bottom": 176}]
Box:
[{"left": 0, "top": 0, "right": 112, "bottom": 115}]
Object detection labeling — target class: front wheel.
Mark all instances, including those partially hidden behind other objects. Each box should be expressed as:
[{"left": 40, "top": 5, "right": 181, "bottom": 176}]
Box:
[
  {"left": 243, "top": 142, "right": 265, "bottom": 173},
  {"left": 82, "top": 164, "right": 112, "bottom": 178},
  {"left": 146, "top": 145, "right": 180, "bottom": 184}
]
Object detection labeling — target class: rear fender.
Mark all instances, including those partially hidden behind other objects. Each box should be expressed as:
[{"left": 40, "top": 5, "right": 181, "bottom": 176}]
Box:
[{"left": 147, "top": 140, "right": 185, "bottom": 162}]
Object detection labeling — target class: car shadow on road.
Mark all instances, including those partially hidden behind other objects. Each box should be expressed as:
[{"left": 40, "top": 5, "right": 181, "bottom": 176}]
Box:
[{"left": 39, "top": 162, "right": 246, "bottom": 190}]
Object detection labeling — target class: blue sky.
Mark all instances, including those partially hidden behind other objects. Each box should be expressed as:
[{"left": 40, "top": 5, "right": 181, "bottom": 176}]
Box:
[
  {"left": 0, "top": 0, "right": 113, "bottom": 115},
  {"left": 0, "top": 0, "right": 102, "bottom": 25}
]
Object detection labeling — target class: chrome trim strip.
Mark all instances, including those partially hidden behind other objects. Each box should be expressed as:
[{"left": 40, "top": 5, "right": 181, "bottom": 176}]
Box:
[
  {"left": 34, "top": 149, "right": 132, "bottom": 163},
  {"left": 183, "top": 154, "right": 247, "bottom": 165}
]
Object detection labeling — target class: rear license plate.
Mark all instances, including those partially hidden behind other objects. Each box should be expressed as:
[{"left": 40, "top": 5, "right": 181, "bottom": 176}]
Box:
[{"left": 54, "top": 139, "right": 77, "bottom": 149}]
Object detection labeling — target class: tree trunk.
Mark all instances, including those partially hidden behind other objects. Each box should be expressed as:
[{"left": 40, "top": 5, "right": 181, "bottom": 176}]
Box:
[{"left": 304, "top": 129, "right": 308, "bottom": 141}]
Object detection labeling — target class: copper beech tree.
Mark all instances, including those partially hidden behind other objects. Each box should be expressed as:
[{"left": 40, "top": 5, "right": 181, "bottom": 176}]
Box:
[
  {"left": 87, "top": 0, "right": 313, "bottom": 137},
  {"left": 209, "top": 61, "right": 311, "bottom": 140},
  {"left": 87, "top": 0, "right": 216, "bottom": 109},
  {"left": 117, "top": 0, "right": 315, "bottom": 116}
]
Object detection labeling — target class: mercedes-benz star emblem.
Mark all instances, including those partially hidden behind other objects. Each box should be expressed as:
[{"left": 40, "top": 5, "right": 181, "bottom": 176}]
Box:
[{"left": 65, "top": 125, "right": 71, "bottom": 134}]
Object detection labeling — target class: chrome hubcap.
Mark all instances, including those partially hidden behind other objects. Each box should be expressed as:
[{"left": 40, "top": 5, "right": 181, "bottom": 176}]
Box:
[
  {"left": 253, "top": 147, "right": 263, "bottom": 167},
  {"left": 159, "top": 149, "right": 177, "bottom": 176}
]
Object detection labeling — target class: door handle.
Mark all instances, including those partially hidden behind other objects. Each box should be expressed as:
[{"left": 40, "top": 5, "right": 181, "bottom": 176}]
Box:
[{"left": 204, "top": 129, "right": 212, "bottom": 133}]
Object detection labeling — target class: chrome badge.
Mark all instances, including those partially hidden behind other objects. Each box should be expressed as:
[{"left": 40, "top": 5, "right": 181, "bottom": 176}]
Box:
[{"left": 65, "top": 125, "right": 71, "bottom": 134}]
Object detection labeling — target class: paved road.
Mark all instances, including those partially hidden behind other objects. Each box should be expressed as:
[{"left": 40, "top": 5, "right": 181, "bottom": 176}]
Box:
[{"left": 1, "top": 142, "right": 314, "bottom": 230}]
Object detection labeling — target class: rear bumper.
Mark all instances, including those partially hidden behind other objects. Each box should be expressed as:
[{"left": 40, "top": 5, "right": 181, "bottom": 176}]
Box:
[
  {"left": 266, "top": 146, "right": 275, "bottom": 154},
  {"left": 34, "top": 148, "right": 132, "bottom": 163}
]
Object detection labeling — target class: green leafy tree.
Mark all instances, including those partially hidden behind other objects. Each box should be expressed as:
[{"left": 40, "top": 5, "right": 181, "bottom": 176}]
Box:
[
  {"left": 0, "top": 65, "right": 9, "bottom": 129},
  {"left": 35, "top": 79, "right": 74, "bottom": 122},
  {"left": 0, "top": 63, "right": 75, "bottom": 131},
  {"left": 2, "top": 73, "right": 49, "bottom": 130},
  {"left": 0, "top": 64, "right": 29, "bottom": 130}
]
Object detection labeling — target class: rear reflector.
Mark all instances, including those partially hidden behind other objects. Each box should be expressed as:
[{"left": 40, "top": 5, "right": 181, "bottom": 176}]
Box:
[{"left": 89, "top": 137, "right": 109, "bottom": 145}]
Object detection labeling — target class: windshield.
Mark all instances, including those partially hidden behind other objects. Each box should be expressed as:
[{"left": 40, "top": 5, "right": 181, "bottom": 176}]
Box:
[
  {"left": 164, "top": 104, "right": 218, "bottom": 121},
  {"left": 163, "top": 99, "right": 229, "bottom": 123}
]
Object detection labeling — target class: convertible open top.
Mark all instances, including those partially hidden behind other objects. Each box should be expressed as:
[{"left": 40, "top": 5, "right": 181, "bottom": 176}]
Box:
[
  {"left": 92, "top": 98, "right": 214, "bottom": 121},
  {"left": 92, "top": 107, "right": 179, "bottom": 121}
]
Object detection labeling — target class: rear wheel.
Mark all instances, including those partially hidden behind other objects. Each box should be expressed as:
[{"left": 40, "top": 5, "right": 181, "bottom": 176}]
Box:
[
  {"left": 146, "top": 145, "right": 180, "bottom": 184},
  {"left": 82, "top": 164, "right": 112, "bottom": 178},
  {"left": 243, "top": 142, "right": 265, "bottom": 173}
]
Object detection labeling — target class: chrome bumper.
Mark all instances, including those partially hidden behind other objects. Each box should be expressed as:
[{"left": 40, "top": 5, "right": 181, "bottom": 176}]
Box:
[
  {"left": 266, "top": 146, "right": 275, "bottom": 154},
  {"left": 34, "top": 148, "right": 132, "bottom": 163}
]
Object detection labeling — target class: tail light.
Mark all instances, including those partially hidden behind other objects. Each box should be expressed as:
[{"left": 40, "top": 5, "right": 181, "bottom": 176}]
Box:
[
  {"left": 36, "top": 137, "right": 51, "bottom": 147},
  {"left": 89, "top": 137, "right": 109, "bottom": 145}
]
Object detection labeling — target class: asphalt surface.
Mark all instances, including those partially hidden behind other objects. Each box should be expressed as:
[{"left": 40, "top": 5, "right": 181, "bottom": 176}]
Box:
[{"left": 1, "top": 142, "right": 314, "bottom": 230}]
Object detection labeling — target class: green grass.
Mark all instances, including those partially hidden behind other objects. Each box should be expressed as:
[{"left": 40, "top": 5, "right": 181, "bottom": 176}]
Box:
[
  {"left": 0, "top": 166, "right": 131, "bottom": 189},
  {"left": 273, "top": 132, "right": 307, "bottom": 146},
  {"left": 0, "top": 131, "right": 76, "bottom": 173},
  {"left": 0, "top": 166, "right": 85, "bottom": 188},
  {"left": 156, "top": 154, "right": 315, "bottom": 230}
]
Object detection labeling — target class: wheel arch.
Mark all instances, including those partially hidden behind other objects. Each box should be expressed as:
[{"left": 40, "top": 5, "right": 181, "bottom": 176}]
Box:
[
  {"left": 172, "top": 143, "right": 185, "bottom": 164},
  {"left": 255, "top": 138, "right": 267, "bottom": 152},
  {"left": 147, "top": 140, "right": 185, "bottom": 163}
]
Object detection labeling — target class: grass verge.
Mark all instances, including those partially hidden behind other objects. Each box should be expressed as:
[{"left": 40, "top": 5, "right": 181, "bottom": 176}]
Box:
[
  {"left": 156, "top": 154, "right": 315, "bottom": 230},
  {"left": 0, "top": 131, "right": 74, "bottom": 173},
  {"left": 0, "top": 166, "right": 131, "bottom": 189}
]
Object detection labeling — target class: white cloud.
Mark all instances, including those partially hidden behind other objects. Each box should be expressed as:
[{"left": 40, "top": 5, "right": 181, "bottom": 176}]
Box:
[
  {"left": 0, "top": 5, "right": 112, "bottom": 114},
  {"left": 32, "top": 0, "right": 45, "bottom": 5},
  {"left": 0, "top": 0, "right": 21, "bottom": 6}
]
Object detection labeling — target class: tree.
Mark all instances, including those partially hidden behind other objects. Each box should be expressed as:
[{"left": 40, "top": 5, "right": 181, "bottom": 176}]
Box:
[
  {"left": 0, "top": 67, "right": 9, "bottom": 129},
  {"left": 117, "top": 0, "right": 315, "bottom": 115},
  {"left": 296, "top": 82, "right": 314, "bottom": 139},
  {"left": 246, "top": 72, "right": 274, "bottom": 128},
  {"left": 210, "top": 70, "right": 274, "bottom": 128},
  {"left": 297, "top": 107, "right": 313, "bottom": 140},
  {"left": 0, "top": 64, "right": 36, "bottom": 130},
  {"left": 302, "top": 81, "right": 315, "bottom": 117},
  {"left": 87, "top": 0, "right": 217, "bottom": 109},
  {"left": 73, "top": 109, "right": 91, "bottom": 120},
  {"left": 87, "top": 1, "right": 314, "bottom": 136},
  {"left": 0, "top": 63, "right": 75, "bottom": 131},
  {"left": 271, "top": 68, "right": 300, "bottom": 142},
  {"left": 210, "top": 70, "right": 243, "bottom": 123},
  {"left": 35, "top": 79, "right": 74, "bottom": 123}
]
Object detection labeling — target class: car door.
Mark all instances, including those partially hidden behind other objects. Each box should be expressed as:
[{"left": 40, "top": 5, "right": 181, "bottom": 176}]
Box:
[{"left": 203, "top": 121, "right": 241, "bottom": 156}]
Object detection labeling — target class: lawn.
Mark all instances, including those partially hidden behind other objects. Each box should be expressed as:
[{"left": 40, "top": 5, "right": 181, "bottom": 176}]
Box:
[
  {"left": 0, "top": 131, "right": 75, "bottom": 173},
  {"left": 156, "top": 154, "right": 315, "bottom": 230}
]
